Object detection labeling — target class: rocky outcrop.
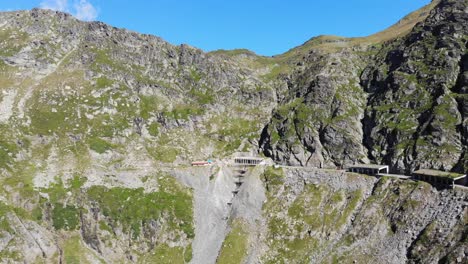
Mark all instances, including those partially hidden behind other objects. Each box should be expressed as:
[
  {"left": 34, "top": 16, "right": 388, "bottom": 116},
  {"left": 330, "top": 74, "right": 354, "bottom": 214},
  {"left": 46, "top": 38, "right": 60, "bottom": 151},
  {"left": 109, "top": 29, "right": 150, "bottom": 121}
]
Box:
[
  {"left": 254, "top": 167, "right": 468, "bottom": 263},
  {"left": 260, "top": 49, "right": 368, "bottom": 168},
  {"left": 361, "top": 0, "right": 468, "bottom": 173}
]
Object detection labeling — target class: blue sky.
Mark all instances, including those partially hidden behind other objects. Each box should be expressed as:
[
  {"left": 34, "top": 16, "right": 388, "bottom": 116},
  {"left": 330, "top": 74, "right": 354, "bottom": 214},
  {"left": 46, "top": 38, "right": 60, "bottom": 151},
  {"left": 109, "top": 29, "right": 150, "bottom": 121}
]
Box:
[{"left": 1, "top": 0, "right": 431, "bottom": 56}]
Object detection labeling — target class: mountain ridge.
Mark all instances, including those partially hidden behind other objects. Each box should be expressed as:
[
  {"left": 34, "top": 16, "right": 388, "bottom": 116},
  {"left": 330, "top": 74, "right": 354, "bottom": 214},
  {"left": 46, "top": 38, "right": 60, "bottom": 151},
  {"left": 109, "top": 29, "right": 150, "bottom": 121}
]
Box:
[{"left": 0, "top": 0, "right": 467, "bottom": 263}]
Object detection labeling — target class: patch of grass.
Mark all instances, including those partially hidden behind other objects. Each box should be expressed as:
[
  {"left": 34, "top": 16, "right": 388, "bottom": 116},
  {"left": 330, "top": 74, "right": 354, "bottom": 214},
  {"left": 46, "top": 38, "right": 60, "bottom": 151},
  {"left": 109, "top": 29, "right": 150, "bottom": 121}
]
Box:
[
  {"left": 1, "top": 160, "right": 37, "bottom": 200},
  {"left": 262, "top": 166, "right": 285, "bottom": 192},
  {"left": 99, "top": 220, "right": 112, "bottom": 233},
  {"left": 287, "top": 184, "right": 324, "bottom": 229},
  {"left": 27, "top": 73, "right": 91, "bottom": 136},
  {"left": 208, "top": 49, "right": 257, "bottom": 57},
  {"left": 63, "top": 236, "right": 82, "bottom": 264},
  {"left": 184, "top": 245, "right": 193, "bottom": 263},
  {"left": 63, "top": 235, "right": 104, "bottom": 264},
  {"left": 87, "top": 137, "right": 113, "bottom": 154},
  {"left": 0, "top": 29, "right": 29, "bottom": 57},
  {"left": 217, "top": 220, "right": 249, "bottom": 264},
  {"left": 28, "top": 102, "right": 70, "bottom": 135},
  {"left": 163, "top": 104, "right": 204, "bottom": 120},
  {"left": 139, "top": 95, "right": 162, "bottom": 120},
  {"left": 275, "top": 98, "right": 303, "bottom": 119},
  {"left": 52, "top": 203, "right": 80, "bottom": 230},
  {"left": 91, "top": 49, "right": 126, "bottom": 72},
  {"left": 69, "top": 174, "right": 86, "bottom": 190},
  {"left": 209, "top": 116, "right": 260, "bottom": 154},
  {"left": 189, "top": 87, "right": 215, "bottom": 105},
  {"left": 87, "top": 175, "right": 194, "bottom": 240},
  {"left": 267, "top": 216, "right": 288, "bottom": 238},
  {"left": 147, "top": 145, "right": 179, "bottom": 163},
  {"left": 141, "top": 244, "right": 188, "bottom": 264},
  {"left": 41, "top": 179, "right": 68, "bottom": 204},
  {"left": 88, "top": 114, "right": 131, "bottom": 138},
  {"left": 336, "top": 190, "right": 362, "bottom": 227},
  {"left": 270, "top": 130, "right": 281, "bottom": 145},
  {"left": 0, "top": 138, "right": 18, "bottom": 170},
  {"left": 31, "top": 206, "right": 43, "bottom": 222},
  {"left": 261, "top": 63, "right": 290, "bottom": 82},
  {"left": 96, "top": 76, "right": 114, "bottom": 88},
  {"left": 0, "top": 203, "right": 12, "bottom": 233},
  {"left": 0, "top": 249, "right": 21, "bottom": 262},
  {"left": 266, "top": 237, "right": 318, "bottom": 264},
  {"left": 147, "top": 123, "right": 160, "bottom": 137}
]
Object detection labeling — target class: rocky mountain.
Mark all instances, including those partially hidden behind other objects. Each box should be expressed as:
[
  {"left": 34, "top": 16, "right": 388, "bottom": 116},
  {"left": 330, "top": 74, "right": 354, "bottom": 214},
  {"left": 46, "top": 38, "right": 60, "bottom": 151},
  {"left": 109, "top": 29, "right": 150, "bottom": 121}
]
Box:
[
  {"left": 260, "top": 0, "right": 468, "bottom": 174},
  {"left": 0, "top": 0, "right": 466, "bottom": 263}
]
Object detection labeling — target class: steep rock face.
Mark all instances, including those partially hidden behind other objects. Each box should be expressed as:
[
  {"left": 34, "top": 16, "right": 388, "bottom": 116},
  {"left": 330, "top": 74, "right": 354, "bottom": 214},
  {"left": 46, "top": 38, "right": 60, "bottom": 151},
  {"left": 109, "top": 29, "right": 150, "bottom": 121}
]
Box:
[
  {"left": 260, "top": 0, "right": 468, "bottom": 173},
  {"left": 260, "top": 49, "right": 368, "bottom": 168},
  {"left": 361, "top": 0, "right": 468, "bottom": 173},
  {"left": 252, "top": 168, "right": 468, "bottom": 264}
]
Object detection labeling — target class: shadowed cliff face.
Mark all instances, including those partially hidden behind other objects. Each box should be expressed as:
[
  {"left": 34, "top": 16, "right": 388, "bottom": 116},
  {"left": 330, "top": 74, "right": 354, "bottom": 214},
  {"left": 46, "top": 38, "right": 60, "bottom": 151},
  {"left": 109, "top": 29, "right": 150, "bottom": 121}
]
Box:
[
  {"left": 360, "top": 0, "right": 468, "bottom": 174},
  {"left": 259, "top": 49, "right": 369, "bottom": 168},
  {"left": 0, "top": 0, "right": 467, "bottom": 263},
  {"left": 260, "top": 0, "right": 468, "bottom": 173}
]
